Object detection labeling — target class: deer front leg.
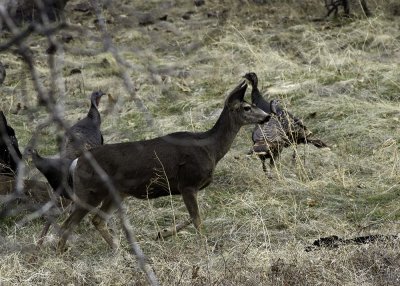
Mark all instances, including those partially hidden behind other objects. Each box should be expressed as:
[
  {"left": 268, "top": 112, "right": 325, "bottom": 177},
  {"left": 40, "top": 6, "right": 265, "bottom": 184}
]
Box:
[
  {"left": 156, "top": 219, "right": 192, "bottom": 240},
  {"left": 155, "top": 188, "right": 200, "bottom": 240},
  {"left": 181, "top": 188, "right": 202, "bottom": 232}
]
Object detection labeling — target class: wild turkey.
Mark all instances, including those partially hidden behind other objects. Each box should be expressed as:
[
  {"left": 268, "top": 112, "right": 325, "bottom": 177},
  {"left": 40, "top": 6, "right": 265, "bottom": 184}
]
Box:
[
  {"left": 0, "top": 111, "right": 22, "bottom": 176},
  {"left": 243, "top": 72, "right": 328, "bottom": 173},
  {"left": 31, "top": 90, "right": 104, "bottom": 245},
  {"left": 29, "top": 90, "right": 100, "bottom": 194},
  {"left": 28, "top": 93, "right": 104, "bottom": 194},
  {"left": 30, "top": 149, "right": 73, "bottom": 198},
  {"left": 29, "top": 149, "right": 75, "bottom": 245},
  {"left": 63, "top": 91, "right": 105, "bottom": 160},
  {"left": 0, "top": 61, "right": 5, "bottom": 85}
]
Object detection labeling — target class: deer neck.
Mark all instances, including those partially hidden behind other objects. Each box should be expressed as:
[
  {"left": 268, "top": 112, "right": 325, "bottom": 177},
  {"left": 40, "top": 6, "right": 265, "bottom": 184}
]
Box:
[{"left": 206, "top": 106, "right": 241, "bottom": 163}]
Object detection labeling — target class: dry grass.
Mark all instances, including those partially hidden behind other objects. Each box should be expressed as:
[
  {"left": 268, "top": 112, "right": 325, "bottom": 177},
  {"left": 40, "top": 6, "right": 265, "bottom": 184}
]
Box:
[{"left": 1, "top": 0, "right": 400, "bottom": 285}]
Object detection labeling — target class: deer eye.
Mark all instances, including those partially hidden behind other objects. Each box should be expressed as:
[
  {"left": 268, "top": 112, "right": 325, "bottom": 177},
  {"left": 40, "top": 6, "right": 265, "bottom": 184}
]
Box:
[{"left": 244, "top": 106, "right": 251, "bottom": 111}]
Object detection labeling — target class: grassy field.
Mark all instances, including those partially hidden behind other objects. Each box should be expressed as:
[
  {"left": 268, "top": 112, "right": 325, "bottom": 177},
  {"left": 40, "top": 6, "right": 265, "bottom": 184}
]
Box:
[{"left": 1, "top": 0, "right": 400, "bottom": 284}]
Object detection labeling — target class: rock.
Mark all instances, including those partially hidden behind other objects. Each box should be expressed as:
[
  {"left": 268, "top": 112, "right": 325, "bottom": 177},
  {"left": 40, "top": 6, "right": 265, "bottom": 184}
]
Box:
[
  {"left": 70, "top": 68, "right": 82, "bottom": 75},
  {"left": 182, "top": 11, "right": 195, "bottom": 20},
  {"left": 73, "top": 2, "right": 92, "bottom": 13},
  {"left": 159, "top": 15, "right": 168, "bottom": 21},
  {"left": 61, "top": 34, "right": 73, "bottom": 43},
  {"left": 252, "top": 0, "right": 267, "bottom": 4},
  {"left": 194, "top": 0, "right": 205, "bottom": 7},
  {"left": 138, "top": 13, "right": 155, "bottom": 26}
]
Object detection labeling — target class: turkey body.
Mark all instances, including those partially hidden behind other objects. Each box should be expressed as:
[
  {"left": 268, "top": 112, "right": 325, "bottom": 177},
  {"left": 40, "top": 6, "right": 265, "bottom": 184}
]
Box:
[
  {"left": 63, "top": 91, "right": 104, "bottom": 160},
  {"left": 243, "top": 72, "right": 327, "bottom": 172}
]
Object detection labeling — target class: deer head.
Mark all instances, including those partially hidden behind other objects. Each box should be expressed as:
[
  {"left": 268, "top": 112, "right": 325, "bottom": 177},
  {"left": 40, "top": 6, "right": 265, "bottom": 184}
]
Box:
[{"left": 225, "top": 81, "right": 270, "bottom": 125}]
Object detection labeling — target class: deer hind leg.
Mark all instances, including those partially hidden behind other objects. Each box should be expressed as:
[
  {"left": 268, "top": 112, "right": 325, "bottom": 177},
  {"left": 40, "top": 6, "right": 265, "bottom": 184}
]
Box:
[
  {"left": 156, "top": 187, "right": 201, "bottom": 240},
  {"left": 37, "top": 221, "right": 52, "bottom": 246},
  {"left": 92, "top": 196, "right": 118, "bottom": 249},
  {"left": 57, "top": 189, "right": 104, "bottom": 252},
  {"left": 57, "top": 206, "right": 90, "bottom": 253}
]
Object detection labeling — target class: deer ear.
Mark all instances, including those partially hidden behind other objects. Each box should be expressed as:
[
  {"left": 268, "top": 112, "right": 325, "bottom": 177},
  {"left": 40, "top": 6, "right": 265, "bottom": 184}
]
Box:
[{"left": 226, "top": 81, "right": 247, "bottom": 106}]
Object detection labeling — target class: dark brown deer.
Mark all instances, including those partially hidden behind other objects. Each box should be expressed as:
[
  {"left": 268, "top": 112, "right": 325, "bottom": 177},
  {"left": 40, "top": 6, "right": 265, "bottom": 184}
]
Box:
[{"left": 57, "top": 80, "right": 270, "bottom": 251}]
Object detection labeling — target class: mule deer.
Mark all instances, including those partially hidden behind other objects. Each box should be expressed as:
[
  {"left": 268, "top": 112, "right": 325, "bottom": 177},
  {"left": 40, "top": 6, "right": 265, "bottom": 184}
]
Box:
[{"left": 57, "top": 80, "right": 270, "bottom": 251}]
